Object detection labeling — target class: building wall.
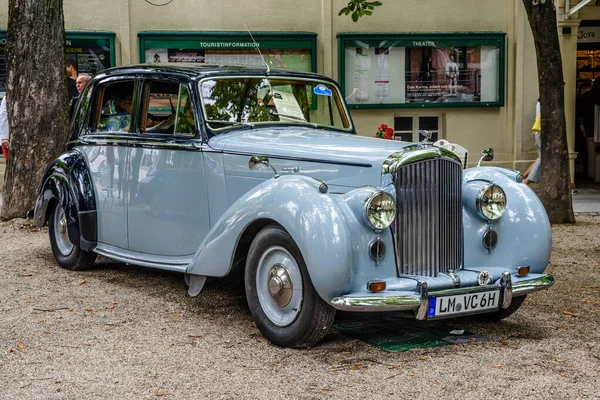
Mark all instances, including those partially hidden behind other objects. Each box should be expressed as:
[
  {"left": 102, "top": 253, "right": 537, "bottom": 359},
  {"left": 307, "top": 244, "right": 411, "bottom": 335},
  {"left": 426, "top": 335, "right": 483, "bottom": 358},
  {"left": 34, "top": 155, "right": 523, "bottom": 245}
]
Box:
[{"left": 0, "top": 0, "right": 542, "bottom": 171}]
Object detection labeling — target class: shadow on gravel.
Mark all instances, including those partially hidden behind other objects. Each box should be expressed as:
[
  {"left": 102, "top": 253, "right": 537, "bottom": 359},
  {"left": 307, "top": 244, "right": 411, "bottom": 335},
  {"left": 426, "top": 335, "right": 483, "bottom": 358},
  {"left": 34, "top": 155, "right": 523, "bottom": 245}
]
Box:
[
  {"left": 58, "top": 257, "right": 552, "bottom": 350},
  {"left": 84, "top": 257, "right": 250, "bottom": 318}
]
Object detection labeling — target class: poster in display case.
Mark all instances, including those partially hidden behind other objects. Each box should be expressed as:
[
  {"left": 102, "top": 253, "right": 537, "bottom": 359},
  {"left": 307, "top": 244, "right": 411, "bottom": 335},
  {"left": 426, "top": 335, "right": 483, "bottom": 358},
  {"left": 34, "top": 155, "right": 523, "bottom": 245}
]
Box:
[
  {"left": 0, "top": 31, "right": 116, "bottom": 98},
  {"left": 338, "top": 33, "right": 506, "bottom": 108}
]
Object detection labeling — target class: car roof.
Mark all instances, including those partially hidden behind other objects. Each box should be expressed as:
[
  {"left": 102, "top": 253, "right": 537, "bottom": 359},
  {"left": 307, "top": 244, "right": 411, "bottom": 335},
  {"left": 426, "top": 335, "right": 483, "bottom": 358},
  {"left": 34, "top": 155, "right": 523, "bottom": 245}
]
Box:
[{"left": 92, "top": 64, "right": 336, "bottom": 84}]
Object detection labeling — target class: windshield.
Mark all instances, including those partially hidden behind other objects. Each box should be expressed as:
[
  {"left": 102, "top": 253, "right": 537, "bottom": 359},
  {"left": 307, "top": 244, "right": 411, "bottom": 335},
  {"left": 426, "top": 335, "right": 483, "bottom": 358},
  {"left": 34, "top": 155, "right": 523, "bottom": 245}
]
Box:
[{"left": 200, "top": 77, "right": 352, "bottom": 133}]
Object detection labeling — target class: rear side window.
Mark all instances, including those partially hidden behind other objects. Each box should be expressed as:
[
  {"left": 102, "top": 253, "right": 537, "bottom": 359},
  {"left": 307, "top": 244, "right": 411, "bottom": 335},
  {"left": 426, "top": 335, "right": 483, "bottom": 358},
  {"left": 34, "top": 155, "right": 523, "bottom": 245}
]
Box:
[
  {"left": 93, "top": 80, "right": 135, "bottom": 133},
  {"left": 143, "top": 81, "right": 196, "bottom": 137}
]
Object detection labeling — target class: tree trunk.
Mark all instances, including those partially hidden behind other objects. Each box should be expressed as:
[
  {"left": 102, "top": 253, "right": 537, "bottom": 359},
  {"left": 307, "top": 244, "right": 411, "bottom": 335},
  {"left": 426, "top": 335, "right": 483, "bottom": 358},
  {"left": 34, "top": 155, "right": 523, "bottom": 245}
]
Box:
[
  {"left": 1, "top": 0, "right": 69, "bottom": 220},
  {"left": 522, "top": 0, "right": 575, "bottom": 224}
]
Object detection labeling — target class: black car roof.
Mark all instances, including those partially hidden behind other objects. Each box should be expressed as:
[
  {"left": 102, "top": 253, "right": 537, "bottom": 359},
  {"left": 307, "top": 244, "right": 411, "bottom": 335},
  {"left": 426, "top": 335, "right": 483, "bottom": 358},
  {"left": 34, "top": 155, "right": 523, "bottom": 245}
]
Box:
[{"left": 92, "top": 64, "right": 336, "bottom": 83}]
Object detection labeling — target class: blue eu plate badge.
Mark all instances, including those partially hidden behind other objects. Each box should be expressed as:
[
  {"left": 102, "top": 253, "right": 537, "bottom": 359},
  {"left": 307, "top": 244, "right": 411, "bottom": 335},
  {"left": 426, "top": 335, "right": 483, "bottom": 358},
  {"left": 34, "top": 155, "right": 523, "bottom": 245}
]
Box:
[{"left": 428, "top": 297, "right": 437, "bottom": 318}]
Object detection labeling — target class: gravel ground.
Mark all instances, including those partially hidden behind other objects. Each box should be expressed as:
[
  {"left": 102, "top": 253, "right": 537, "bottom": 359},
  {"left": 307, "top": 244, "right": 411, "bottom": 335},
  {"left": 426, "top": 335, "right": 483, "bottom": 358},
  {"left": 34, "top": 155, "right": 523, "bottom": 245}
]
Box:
[{"left": 0, "top": 217, "right": 599, "bottom": 400}]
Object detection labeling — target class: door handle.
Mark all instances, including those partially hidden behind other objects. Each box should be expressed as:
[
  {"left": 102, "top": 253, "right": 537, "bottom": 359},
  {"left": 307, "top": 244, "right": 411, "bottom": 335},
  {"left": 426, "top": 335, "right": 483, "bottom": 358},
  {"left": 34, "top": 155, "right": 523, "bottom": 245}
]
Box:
[{"left": 281, "top": 166, "right": 299, "bottom": 173}]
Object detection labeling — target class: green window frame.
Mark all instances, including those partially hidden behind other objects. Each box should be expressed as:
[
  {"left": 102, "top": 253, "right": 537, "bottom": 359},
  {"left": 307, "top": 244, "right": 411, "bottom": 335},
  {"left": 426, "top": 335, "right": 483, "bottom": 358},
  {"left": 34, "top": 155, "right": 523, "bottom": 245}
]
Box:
[
  {"left": 337, "top": 32, "right": 506, "bottom": 109},
  {"left": 138, "top": 31, "right": 317, "bottom": 73}
]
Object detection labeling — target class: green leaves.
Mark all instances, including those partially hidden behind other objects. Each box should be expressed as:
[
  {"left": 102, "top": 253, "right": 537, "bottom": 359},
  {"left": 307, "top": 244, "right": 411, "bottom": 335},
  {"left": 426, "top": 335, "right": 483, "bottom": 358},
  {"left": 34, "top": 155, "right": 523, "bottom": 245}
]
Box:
[{"left": 338, "top": 0, "right": 382, "bottom": 22}]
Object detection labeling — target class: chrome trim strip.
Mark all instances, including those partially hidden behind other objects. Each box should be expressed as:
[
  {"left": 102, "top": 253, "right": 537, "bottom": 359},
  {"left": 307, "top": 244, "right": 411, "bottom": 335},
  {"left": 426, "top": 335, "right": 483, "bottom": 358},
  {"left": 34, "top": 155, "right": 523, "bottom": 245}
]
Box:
[
  {"left": 428, "top": 284, "right": 502, "bottom": 297},
  {"left": 330, "top": 274, "right": 554, "bottom": 312},
  {"left": 75, "top": 135, "right": 206, "bottom": 152},
  {"left": 382, "top": 144, "right": 461, "bottom": 174},
  {"left": 447, "top": 271, "right": 461, "bottom": 287},
  {"left": 501, "top": 271, "right": 513, "bottom": 309},
  {"left": 94, "top": 245, "right": 191, "bottom": 272},
  {"left": 330, "top": 294, "right": 422, "bottom": 312},
  {"left": 512, "top": 274, "right": 555, "bottom": 296},
  {"left": 224, "top": 151, "right": 372, "bottom": 168},
  {"left": 415, "top": 281, "right": 428, "bottom": 320}
]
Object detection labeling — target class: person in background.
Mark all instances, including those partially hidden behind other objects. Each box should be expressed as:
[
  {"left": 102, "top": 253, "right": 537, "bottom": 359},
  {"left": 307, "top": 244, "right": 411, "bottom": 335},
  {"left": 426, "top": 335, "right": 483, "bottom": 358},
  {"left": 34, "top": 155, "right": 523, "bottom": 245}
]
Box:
[
  {"left": 0, "top": 96, "right": 9, "bottom": 160},
  {"left": 66, "top": 59, "right": 78, "bottom": 98},
  {"left": 523, "top": 99, "right": 541, "bottom": 185},
  {"left": 69, "top": 74, "right": 91, "bottom": 119},
  {"left": 75, "top": 74, "right": 91, "bottom": 94},
  {"left": 420, "top": 55, "right": 436, "bottom": 82}
]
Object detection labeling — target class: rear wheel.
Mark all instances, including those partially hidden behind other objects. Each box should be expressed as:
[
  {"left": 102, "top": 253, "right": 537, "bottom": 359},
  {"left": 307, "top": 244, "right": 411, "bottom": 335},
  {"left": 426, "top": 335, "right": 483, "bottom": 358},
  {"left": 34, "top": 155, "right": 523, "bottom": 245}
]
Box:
[
  {"left": 48, "top": 202, "right": 96, "bottom": 270},
  {"left": 245, "top": 224, "right": 335, "bottom": 348}
]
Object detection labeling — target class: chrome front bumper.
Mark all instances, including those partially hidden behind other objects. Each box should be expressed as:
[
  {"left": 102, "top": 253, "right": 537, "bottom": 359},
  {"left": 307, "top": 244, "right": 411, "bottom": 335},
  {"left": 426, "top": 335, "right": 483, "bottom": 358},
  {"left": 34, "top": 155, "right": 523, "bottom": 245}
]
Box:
[{"left": 330, "top": 273, "right": 554, "bottom": 319}]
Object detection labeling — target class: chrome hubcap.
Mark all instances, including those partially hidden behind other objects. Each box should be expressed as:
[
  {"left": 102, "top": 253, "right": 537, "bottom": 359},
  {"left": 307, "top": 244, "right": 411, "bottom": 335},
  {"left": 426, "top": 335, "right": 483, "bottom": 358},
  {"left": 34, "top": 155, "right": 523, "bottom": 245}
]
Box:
[
  {"left": 54, "top": 205, "right": 74, "bottom": 256},
  {"left": 267, "top": 265, "right": 293, "bottom": 307},
  {"left": 256, "top": 246, "right": 303, "bottom": 327}
]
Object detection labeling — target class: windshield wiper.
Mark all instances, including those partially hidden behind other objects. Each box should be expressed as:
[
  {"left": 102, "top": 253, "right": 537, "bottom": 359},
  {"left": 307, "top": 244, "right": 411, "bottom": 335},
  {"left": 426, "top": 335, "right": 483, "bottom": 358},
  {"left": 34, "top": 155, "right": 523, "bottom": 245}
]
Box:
[
  {"left": 270, "top": 112, "right": 306, "bottom": 122},
  {"left": 270, "top": 112, "right": 317, "bottom": 127}
]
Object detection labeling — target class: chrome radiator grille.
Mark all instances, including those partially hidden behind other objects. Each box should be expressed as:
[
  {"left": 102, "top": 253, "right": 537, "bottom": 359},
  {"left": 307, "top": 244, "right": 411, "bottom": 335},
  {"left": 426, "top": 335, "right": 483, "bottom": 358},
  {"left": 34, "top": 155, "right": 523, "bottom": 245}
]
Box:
[{"left": 393, "top": 158, "right": 463, "bottom": 277}]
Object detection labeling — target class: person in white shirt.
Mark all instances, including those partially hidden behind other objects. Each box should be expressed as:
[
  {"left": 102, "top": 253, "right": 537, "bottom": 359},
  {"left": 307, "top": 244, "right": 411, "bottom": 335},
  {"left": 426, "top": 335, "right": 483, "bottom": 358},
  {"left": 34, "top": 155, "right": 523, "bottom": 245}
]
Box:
[{"left": 0, "top": 96, "right": 9, "bottom": 160}]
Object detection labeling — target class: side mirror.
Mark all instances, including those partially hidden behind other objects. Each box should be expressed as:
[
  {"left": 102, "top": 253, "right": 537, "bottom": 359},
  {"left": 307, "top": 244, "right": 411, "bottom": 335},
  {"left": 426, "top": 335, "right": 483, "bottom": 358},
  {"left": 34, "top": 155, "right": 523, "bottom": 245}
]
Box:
[
  {"left": 477, "top": 148, "right": 494, "bottom": 167},
  {"left": 249, "top": 156, "right": 279, "bottom": 178}
]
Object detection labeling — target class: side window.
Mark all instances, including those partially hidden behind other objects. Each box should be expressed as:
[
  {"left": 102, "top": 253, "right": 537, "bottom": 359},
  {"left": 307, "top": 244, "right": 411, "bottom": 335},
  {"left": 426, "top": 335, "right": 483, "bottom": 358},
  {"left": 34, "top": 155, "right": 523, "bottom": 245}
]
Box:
[
  {"left": 143, "top": 81, "right": 179, "bottom": 134},
  {"left": 144, "top": 82, "right": 196, "bottom": 136},
  {"left": 93, "top": 81, "right": 135, "bottom": 133},
  {"left": 174, "top": 85, "right": 196, "bottom": 136}
]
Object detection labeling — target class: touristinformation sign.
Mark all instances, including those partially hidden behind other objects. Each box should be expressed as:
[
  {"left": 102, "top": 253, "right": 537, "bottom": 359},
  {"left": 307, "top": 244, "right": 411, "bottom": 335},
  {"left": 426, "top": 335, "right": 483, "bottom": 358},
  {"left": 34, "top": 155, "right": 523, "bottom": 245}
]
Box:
[{"left": 139, "top": 32, "right": 317, "bottom": 73}]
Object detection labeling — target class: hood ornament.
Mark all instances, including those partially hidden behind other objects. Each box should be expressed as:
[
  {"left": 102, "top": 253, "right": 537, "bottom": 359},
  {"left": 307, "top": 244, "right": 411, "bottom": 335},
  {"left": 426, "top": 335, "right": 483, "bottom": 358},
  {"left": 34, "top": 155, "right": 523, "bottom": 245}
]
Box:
[{"left": 419, "top": 130, "right": 432, "bottom": 143}]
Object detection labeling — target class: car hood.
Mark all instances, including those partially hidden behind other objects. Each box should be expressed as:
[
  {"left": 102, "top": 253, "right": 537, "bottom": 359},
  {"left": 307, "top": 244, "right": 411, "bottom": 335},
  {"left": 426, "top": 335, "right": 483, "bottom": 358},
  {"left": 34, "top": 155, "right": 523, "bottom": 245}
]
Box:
[{"left": 207, "top": 126, "right": 415, "bottom": 188}]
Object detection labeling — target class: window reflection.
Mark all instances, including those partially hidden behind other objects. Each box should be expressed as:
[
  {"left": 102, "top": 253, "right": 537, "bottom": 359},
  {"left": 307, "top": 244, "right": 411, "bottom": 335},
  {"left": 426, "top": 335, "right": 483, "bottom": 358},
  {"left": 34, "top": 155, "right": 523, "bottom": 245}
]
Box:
[{"left": 200, "top": 78, "right": 351, "bottom": 132}]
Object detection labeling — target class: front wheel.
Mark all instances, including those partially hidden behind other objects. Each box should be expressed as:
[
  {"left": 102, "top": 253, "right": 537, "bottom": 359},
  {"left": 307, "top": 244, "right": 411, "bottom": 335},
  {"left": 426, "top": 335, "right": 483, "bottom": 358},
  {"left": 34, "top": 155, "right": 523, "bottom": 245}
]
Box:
[
  {"left": 48, "top": 201, "right": 96, "bottom": 270},
  {"left": 245, "top": 224, "right": 335, "bottom": 348}
]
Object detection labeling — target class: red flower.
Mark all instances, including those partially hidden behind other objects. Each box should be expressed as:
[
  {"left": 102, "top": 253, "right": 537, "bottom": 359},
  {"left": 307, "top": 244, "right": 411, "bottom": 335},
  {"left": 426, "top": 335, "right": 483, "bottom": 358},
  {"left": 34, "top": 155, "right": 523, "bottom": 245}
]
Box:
[{"left": 375, "top": 124, "right": 394, "bottom": 140}]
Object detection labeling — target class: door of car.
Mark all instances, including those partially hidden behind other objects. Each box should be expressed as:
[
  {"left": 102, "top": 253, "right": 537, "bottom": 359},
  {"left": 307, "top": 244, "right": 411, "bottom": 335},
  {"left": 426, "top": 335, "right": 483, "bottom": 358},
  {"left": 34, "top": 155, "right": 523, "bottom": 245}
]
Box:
[
  {"left": 126, "top": 79, "right": 210, "bottom": 257},
  {"left": 79, "top": 77, "right": 139, "bottom": 250}
]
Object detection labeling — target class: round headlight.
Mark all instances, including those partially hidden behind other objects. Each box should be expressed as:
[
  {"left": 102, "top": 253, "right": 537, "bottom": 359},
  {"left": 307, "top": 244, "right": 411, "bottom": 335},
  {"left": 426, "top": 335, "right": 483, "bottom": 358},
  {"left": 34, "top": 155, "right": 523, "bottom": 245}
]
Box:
[
  {"left": 476, "top": 184, "right": 506, "bottom": 220},
  {"left": 364, "top": 191, "right": 397, "bottom": 230}
]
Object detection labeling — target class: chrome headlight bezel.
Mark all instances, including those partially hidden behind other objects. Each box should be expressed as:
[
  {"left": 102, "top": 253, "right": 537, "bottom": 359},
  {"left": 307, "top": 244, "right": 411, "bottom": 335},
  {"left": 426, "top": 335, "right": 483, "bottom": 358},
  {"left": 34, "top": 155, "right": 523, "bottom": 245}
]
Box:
[
  {"left": 363, "top": 191, "right": 397, "bottom": 230},
  {"left": 476, "top": 183, "right": 507, "bottom": 221}
]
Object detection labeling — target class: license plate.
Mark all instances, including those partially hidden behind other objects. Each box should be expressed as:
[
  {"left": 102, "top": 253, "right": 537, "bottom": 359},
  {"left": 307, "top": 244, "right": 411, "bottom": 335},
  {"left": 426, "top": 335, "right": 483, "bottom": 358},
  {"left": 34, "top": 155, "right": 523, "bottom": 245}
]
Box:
[{"left": 427, "top": 290, "right": 500, "bottom": 318}]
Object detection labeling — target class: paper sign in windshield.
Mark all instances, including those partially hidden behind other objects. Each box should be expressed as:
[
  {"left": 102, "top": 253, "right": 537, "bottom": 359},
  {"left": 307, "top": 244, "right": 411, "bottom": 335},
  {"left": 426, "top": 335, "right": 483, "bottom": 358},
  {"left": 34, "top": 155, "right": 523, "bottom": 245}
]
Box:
[
  {"left": 272, "top": 90, "right": 306, "bottom": 121},
  {"left": 314, "top": 84, "right": 332, "bottom": 96}
]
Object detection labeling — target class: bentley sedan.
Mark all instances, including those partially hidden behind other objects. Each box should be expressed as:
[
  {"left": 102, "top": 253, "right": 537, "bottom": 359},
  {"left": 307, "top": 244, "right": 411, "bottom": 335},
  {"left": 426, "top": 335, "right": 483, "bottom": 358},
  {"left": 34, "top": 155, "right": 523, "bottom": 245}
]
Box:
[{"left": 33, "top": 64, "right": 554, "bottom": 348}]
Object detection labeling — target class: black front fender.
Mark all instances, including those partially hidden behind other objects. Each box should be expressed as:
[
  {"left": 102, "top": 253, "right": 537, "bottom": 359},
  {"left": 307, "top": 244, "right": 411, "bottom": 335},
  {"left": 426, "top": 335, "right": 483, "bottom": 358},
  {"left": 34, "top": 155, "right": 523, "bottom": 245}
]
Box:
[{"left": 33, "top": 150, "right": 97, "bottom": 252}]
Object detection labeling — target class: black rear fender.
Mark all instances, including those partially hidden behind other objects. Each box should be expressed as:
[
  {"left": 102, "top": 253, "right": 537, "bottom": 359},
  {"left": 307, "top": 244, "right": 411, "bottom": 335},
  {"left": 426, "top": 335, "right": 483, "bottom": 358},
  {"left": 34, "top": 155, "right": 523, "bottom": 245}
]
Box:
[{"left": 33, "top": 150, "right": 97, "bottom": 251}]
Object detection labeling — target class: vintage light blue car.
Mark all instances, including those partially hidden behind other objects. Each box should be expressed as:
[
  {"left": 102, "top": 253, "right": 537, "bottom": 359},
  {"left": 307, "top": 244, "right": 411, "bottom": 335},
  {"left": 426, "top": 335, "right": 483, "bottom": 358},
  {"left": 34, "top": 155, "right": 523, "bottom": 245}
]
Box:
[{"left": 33, "top": 65, "right": 553, "bottom": 348}]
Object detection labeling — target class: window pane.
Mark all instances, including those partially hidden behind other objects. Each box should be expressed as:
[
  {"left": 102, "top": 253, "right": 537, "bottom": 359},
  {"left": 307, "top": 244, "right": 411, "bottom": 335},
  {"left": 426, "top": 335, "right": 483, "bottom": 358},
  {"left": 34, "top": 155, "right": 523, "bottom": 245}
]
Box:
[
  {"left": 174, "top": 85, "right": 196, "bottom": 136},
  {"left": 145, "top": 81, "right": 180, "bottom": 134},
  {"left": 419, "top": 116, "right": 438, "bottom": 131},
  {"left": 95, "top": 81, "right": 134, "bottom": 133},
  {"left": 394, "top": 116, "right": 412, "bottom": 131},
  {"left": 398, "top": 132, "right": 413, "bottom": 142}
]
